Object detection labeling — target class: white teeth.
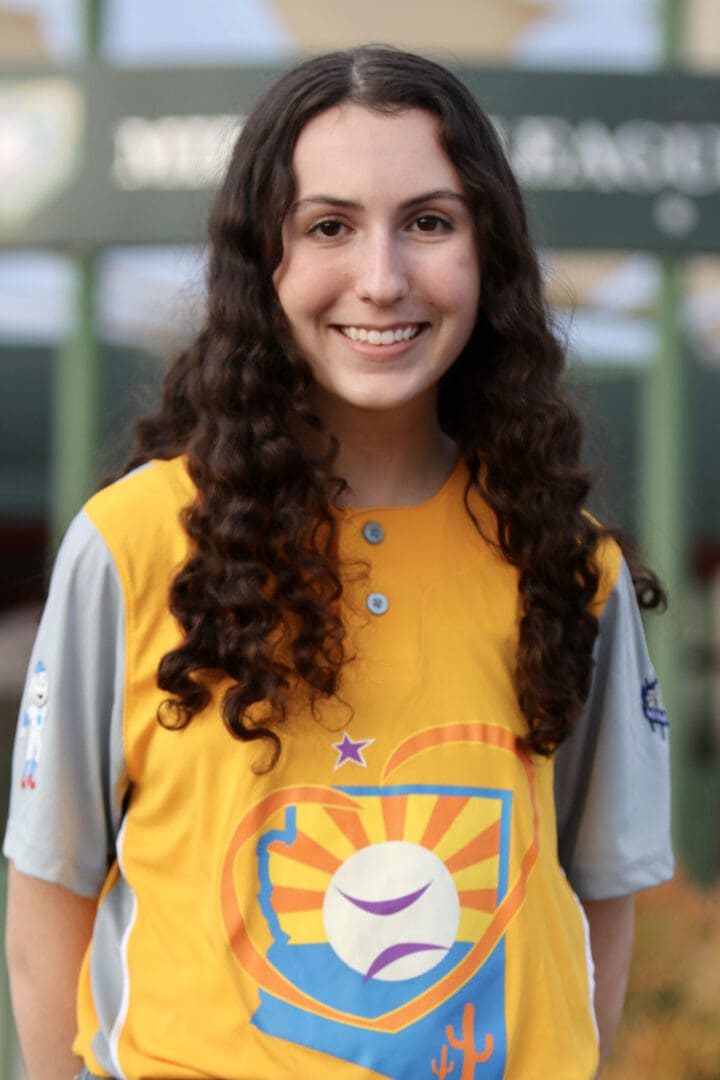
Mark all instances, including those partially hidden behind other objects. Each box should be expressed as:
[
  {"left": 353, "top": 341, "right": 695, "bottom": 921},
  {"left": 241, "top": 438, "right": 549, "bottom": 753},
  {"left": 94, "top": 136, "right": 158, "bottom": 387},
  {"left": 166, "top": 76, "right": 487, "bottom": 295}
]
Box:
[{"left": 340, "top": 325, "right": 421, "bottom": 344}]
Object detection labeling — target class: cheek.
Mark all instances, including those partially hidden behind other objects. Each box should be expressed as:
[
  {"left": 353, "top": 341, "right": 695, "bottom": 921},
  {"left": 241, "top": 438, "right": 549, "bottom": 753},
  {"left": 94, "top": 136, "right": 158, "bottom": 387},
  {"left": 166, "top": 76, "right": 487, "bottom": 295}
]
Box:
[
  {"left": 276, "top": 259, "right": 345, "bottom": 324},
  {"left": 435, "top": 266, "right": 481, "bottom": 323},
  {"left": 417, "top": 243, "right": 480, "bottom": 317}
]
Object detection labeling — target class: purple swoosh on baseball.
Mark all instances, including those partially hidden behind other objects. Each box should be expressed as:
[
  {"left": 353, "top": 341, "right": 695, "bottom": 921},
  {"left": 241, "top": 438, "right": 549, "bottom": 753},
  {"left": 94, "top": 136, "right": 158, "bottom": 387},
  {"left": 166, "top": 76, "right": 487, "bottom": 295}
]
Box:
[
  {"left": 364, "top": 942, "right": 449, "bottom": 981},
  {"left": 337, "top": 881, "right": 431, "bottom": 916}
]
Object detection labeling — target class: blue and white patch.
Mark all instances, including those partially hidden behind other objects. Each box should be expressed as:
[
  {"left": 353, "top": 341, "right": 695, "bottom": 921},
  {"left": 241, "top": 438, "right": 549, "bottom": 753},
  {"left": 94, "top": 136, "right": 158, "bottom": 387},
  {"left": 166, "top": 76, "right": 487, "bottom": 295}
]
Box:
[
  {"left": 641, "top": 675, "right": 668, "bottom": 738},
  {"left": 18, "top": 660, "right": 49, "bottom": 790}
]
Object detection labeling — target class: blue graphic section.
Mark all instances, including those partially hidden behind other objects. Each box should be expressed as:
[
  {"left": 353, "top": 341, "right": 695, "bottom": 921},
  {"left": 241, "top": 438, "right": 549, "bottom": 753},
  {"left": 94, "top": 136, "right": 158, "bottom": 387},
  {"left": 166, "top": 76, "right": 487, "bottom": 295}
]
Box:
[
  {"left": 251, "top": 784, "right": 512, "bottom": 1077},
  {"left": 256, "top": 806, "right": 297, "bottom": 945},
  {"left": 253, "top": 941, "right": 507, "bottom": 1079},
  {"left": 264, "top": 940, "right": 473, "bottom": 1018}
]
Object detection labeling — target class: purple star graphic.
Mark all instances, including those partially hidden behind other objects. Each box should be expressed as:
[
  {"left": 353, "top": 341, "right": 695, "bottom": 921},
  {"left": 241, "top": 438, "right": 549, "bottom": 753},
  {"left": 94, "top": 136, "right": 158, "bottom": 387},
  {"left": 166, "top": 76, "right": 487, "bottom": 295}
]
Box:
[{"left": 332, "top": 732, "right": 374, "bottom": 770}]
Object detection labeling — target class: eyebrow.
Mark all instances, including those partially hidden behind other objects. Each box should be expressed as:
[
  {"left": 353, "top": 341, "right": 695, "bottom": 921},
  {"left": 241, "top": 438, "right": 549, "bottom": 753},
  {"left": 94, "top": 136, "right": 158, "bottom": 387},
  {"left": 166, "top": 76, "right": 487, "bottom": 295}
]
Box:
[{"left": 291, "top": 189, "right": 468, "bottom": 212}]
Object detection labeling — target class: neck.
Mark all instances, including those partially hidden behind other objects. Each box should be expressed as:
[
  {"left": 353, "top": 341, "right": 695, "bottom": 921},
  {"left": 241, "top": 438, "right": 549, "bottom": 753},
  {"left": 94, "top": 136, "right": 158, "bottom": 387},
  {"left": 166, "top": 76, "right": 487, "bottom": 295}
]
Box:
[{"left": 306, "top": 389, "right": 458, "bottom": 508}]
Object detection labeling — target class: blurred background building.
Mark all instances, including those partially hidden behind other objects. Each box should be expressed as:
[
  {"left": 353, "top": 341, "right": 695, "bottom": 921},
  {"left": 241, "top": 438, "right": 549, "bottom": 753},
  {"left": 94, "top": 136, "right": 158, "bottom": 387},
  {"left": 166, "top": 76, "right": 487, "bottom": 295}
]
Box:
[{"left": 1, "top": 1, "right": 720, "bottom": 1077}]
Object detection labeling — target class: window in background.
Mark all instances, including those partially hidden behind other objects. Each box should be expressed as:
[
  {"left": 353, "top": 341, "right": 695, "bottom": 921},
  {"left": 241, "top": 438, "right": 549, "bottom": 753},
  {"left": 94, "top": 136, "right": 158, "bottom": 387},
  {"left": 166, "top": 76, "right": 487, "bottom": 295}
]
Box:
[
  {"left": 98, "top": 245, "right": 205, "bottom": 352},
  {"left": 515, "top": 0, "right": 661, "bottom": 70},
  {"left": 546, "top": 251, "right": 660, "bottom": 370},
  {"left": 103, "top": 0, "right": 292, "bottom": 64},
  {"left": 0, "top": 251, "right": 73, "bottom": 342},
  {"left": 685, "top": 0, "right": 720, "bottom": 72},
  {"left": 543, "top": 251, "right": 658, "bottom": 537},
  {"left": 0, "top": 0, "right": 82, "bottom": 63}
]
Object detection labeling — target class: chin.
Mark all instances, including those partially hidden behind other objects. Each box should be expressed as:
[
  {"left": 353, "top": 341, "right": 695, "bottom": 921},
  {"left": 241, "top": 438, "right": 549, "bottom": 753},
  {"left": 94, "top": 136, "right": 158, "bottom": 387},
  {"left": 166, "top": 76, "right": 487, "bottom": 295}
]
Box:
[
  {"left": 340, "top": 391, "right": 424, "bottom": 414},
  {"left": 317, "top": 376, "right": 434, "bottom": 414}
]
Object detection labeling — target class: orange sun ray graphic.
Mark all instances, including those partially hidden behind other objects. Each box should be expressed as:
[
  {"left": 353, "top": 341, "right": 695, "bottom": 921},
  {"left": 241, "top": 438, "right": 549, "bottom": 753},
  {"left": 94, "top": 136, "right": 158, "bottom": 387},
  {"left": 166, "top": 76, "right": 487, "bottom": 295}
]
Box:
[
  {"left": 268, "top": 828, "right": 342, "bottom": 874},
  {"left": 381, "top": 795, "right": 408, "bottom": 840},
  {"left": 419, "top": 795, "right": 470, "bottom": 849},
  {"left": 323, "top": 805, "right": 372, "bottom": 851},
  {"left": 269, "top": 885, "right": 327, "bottom": 913},
  {"left": 266, "top": 792, "right": 503, "bottom": 931},
  {"left": 444, "top": 819, "right": 501, "bottom": 874}
]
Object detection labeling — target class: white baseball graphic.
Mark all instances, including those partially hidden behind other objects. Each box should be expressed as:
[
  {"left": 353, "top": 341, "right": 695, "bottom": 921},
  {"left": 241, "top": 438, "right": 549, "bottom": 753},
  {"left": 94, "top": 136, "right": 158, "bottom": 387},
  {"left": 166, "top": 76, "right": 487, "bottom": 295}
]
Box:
[{"left": 322, "top": 841, "right": 460, "bottom": 981}]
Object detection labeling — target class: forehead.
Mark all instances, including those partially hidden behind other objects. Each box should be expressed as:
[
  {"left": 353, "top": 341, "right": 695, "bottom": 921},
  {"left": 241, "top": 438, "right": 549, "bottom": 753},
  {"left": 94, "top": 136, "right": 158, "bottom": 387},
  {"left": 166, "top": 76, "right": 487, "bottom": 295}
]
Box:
[{"left": 291, "top": 103, "right": 462, "bottom": 198}]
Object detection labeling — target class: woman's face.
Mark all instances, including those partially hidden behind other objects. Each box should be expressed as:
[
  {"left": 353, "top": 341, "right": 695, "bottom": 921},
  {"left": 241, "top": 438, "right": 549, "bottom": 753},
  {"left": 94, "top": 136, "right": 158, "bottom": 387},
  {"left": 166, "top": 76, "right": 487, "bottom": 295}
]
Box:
[{"left": 273, "top": 103, "right": 480, "bottom": 420}]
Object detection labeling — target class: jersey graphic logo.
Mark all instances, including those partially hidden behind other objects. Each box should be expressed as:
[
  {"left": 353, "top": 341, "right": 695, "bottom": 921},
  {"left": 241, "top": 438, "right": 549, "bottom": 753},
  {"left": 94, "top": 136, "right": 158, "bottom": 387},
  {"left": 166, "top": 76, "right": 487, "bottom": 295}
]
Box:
[
  {"left": 18, "top": 661, "right": 49, "bottom": 790},
  {"left": 642, "top": 676, "right": 668, "bottom": 737},
  {"left": 221, "top": 723, "right": 539, "bottom": 1079},
  {"left": 332, "top": 732, "right": 374, "bottom": 769}
]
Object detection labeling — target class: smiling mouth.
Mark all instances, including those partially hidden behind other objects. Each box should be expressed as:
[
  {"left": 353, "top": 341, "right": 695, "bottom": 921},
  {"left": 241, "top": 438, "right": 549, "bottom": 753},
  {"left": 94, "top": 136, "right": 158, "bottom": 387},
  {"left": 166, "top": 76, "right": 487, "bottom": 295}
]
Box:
[{"left": 337, "top": 324, "right": 425, "bottom": 345}]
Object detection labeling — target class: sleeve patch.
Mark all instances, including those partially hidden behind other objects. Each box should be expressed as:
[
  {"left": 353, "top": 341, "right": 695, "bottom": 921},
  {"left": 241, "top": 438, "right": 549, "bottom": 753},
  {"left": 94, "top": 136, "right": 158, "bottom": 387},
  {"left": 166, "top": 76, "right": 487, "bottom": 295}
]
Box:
[
  {"left": 18, "top": 660, "right": 49, "bottom": 790},
  {"left": 641, "top": 675, "right": 668, "bottom": 739}
]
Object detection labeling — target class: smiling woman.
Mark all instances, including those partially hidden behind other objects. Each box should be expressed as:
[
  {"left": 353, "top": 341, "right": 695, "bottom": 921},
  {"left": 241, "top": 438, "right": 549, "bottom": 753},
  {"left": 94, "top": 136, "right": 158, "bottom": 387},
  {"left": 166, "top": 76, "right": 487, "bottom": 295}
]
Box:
[
  {"left": 3, "top": 45, "right": 673, "bottom": 1080},
  {"left": 273, "top": 106, "right": 480, "bottom": 434}
]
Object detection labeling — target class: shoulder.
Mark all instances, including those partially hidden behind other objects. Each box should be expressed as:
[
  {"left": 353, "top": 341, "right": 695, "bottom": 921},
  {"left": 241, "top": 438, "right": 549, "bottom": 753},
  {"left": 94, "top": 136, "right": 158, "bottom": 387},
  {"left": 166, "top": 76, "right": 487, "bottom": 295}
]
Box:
[
  {"left": 84, "top": 457, "right": 195, "bottom": 566},
  {"left": 35, "top": 510, "right": 125, "bottom": 666},
  {"left": 85, "top": 457, "right": 194, "bottom": 533},
  {"left": 82, "top": 457, "right": 196, "bottom": 599},
  {"left": 48, "top": 509, "right": 119, "bottom": 604},
  {"left": 588, "top": 528, "right": 623, "bottom": 618}
]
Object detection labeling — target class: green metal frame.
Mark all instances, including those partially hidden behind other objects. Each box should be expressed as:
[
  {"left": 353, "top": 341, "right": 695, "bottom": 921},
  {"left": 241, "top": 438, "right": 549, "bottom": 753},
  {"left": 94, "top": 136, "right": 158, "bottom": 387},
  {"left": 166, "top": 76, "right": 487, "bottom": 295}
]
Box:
[
  {"left": 49, "top": 0, "right": 103, "bottom": 549},
  {"left": 50, "top": 255, "right": 100, "bottom": 550},
  {"left": 640, "top": 258, "right": 686, "bottom": 851},
  {"left": 640, "top": 0, "right": 689, "bottom": 862}
]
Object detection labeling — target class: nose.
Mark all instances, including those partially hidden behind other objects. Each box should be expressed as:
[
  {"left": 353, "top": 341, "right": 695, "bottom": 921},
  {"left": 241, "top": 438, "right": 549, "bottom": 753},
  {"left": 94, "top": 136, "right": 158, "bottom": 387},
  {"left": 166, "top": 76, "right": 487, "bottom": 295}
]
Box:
[{"left": 354, "top": 230, "right": 409, "bottom": 307}]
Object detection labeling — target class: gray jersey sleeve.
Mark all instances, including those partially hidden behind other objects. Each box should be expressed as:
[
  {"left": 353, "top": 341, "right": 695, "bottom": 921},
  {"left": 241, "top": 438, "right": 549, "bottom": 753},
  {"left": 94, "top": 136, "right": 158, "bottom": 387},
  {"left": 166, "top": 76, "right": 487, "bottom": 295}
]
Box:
[
  {"left": 3, "top": 511, "right": 128, "bottom": 897},
  {"left": 554, "top": 557, "right": 674, "bottom": 900}
]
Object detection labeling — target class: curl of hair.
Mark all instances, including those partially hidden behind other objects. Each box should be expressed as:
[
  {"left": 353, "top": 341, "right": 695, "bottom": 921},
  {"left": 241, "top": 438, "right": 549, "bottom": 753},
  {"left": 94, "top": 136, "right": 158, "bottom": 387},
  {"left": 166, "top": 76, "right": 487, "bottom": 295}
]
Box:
[{"left": 121, "top": 45, "right": 665, "bottom": 766}]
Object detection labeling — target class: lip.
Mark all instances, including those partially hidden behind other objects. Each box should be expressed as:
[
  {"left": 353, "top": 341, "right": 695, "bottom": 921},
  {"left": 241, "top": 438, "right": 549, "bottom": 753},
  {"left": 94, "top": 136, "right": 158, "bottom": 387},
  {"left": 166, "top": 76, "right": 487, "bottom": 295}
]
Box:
[
  {"left": 335, "top": 322, "right": 426, "bottom": 332},
  {"left": 331, "top": 322, "right": 429, "bottom": 359}
]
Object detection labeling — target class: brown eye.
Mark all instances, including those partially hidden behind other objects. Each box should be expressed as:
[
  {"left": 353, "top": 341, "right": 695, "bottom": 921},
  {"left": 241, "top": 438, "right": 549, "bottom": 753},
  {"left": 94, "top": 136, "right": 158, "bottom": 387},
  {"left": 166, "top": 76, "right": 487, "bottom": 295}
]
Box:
[
  {"left": 311, "top": 219, "right": 345, "bottom": 238},
  {"left": 414, "top": 214, "right": 450, "bottom": 233}
]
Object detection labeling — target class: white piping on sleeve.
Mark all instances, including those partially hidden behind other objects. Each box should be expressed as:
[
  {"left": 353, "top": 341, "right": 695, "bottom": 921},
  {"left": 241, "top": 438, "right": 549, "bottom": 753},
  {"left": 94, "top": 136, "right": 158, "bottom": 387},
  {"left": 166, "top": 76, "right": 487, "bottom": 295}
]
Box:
[{"left": 108, "top": 818, "right": 137, "bottom": 1080}]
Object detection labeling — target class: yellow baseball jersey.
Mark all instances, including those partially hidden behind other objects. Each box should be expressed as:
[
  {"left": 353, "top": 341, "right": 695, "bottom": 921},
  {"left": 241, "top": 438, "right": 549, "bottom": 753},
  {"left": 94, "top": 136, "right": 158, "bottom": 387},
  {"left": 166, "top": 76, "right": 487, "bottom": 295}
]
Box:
[{"left": 4, "top": 455, "right": 673, "bottom": 1079}]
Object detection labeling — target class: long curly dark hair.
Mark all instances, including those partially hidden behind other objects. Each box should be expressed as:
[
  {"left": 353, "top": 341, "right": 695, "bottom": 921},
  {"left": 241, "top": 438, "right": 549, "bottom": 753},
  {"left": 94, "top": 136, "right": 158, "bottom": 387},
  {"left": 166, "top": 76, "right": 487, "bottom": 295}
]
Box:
[{"left": 122, "top": 45, "right": 664, "bottom": 767}]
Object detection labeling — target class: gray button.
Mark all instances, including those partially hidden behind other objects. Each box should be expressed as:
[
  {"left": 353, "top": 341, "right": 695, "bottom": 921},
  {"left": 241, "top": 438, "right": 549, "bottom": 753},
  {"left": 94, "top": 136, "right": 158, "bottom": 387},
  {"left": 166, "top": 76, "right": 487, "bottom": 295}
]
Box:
[
  {"left": 366, "top": 592, "right": 389, "bottom": 615},
  {"left": 362, "top": 521, "right": 385, "bottom": 545}
]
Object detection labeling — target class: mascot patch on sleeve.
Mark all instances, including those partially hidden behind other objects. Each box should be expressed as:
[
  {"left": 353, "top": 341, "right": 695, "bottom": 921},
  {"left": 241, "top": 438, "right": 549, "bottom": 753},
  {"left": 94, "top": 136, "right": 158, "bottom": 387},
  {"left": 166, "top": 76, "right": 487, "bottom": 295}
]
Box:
[
  {"left": 641, "top": 674, "right": 668, "bottom": 739},
  {"left": 19, "top": 661, "right": 49, "bottom": 790}
]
